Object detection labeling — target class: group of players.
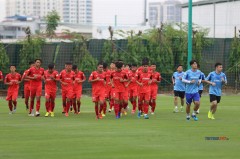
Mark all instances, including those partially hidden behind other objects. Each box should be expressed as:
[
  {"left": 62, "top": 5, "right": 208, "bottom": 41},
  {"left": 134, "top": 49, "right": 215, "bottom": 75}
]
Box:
[{"left": 0, "top": 58, "right": 227, "bottom": 120}]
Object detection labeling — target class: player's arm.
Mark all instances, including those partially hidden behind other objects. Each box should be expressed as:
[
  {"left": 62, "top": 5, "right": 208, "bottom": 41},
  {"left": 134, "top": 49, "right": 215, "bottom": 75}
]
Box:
[
  {"left": 153, "top": 73, "right": 161, "bottom": 84},
  {"left": 78, "top": 73, "right": 86, "bottom": 83},
  {"left": 221, "top": 74, "right": 227, "bottom": 85},
  {"left": 4, "top": 76, "right": 12, "bottom": 85},
  {"left": 172, "top": 75, "right": 175, "bottom": 85},
  {"left": 136, "top": 74, "right": 143, "bottom": 86},
  {"left": 88, "top": 73, "right": 99, "bottom": 83},
  {"left": 205, "top": 73, "right": 216, "bottom": 86},
  {"left": 182, "top": 72, "right": 195, "bottom": 84}
]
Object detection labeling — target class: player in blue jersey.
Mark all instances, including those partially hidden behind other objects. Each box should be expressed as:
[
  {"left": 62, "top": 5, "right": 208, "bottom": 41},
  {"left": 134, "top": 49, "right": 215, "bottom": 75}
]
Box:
[
  {"left": 196, "top": 64, "right": 206, "bottom": 114},
  {"left": 205, "top": 63, "right": 227, "bottom": 120},
  {"left": 182, "top": 60, "right": 202, "bottom": 121},
  {"left": 172, "top": 65, "right": 185, "bottom": 113}
]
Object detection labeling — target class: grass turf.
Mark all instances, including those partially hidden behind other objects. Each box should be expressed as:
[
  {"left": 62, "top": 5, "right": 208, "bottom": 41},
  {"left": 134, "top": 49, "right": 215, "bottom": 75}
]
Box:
[{"left": 0, "top": 95, "right": 239, "bottom": 159}]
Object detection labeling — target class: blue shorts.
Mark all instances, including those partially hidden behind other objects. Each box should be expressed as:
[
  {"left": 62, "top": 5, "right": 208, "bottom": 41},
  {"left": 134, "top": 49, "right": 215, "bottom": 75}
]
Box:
[{"left": 186, "top": 93, "right": 200, "bottom": 105}]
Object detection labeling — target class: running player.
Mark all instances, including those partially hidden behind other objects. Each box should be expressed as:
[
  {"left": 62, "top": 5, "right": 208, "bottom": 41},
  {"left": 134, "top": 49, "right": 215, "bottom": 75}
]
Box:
[
  {"left": 89, "top": 62, "right": 106, "bottom": 119},
  {"left": 205, "top": 62, "right": 227, "bottom": 120},
  {"left": 22, "top": 61, "right": 35, "bottom": 110},
  {"left": 59, "top": 62, "right": 75, "bottom": 117},
  {"left": 72, "top": 64, "right": 86, "bottom": 114},
  {"left": 126, "top": 63, "right": 138, "bottom": 114},
  {"left": 182, "top": 60, "right": 202, "bottom": 121},
  {"left": 4, "top": 65, "right": 21, "bottom": 114},
  {"left": 149, "top": 63, "right": 161, "bottom": 115},
  {"left": 43, "top": 63, "right": 59, "bottom": 117},
  {"left": 108, "top": 61, "right": 116, "bottom": 112},
  {"left": 136, "top": 59, "right": 152, "bottom": 119},
  {"left": 26, "top": 59, "right": 44, "bottom": 117},
  {"left": 172, "top": 65, "right": 185, "bottom": 113},
  {"left": 110, "top": 61, "right": 128, "bottom": 119}
]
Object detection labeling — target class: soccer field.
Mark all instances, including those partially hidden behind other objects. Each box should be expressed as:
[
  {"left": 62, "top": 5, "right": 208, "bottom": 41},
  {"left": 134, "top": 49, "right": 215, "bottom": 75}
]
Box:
[{"left": 0, "top": 95, "right": 239, "bottom": 159}]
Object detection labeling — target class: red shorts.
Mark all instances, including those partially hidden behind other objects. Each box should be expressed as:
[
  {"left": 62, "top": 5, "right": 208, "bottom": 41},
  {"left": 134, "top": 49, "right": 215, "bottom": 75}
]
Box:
[
  {"left": 6, "top": 90, "right": 18, "bottom": 101},
  {"left": 73, "top": 89, "right": 82, "bottom": 99},
  {"left": 139, "top": 92, "right": 150, "bottom": 101},
  {"left": 30, "top": 85, "right": 42, "bottom": 97},
  {"left": 24, "top": 84, "right": 30, "bottom": 98},
  {"left": 105, "top": 85, "right": 112, "bottom": 98},
  {"left": 92, "top": 91, "right": 105, "bottom": 102},
  {"left": 45, "top": 90, "right": 56, "bottom": 99},
  {"left": 112, "top": 91, "right": 128, "bottom": 101},
  {"left": 150, "top": 87, "right": 158, "bottom": 100},
  {"left": 129, "top": 87, "right": 138, "bottom": 98},
  {"left": 62, "top": 88, "right": 74, "bottom": 100}
]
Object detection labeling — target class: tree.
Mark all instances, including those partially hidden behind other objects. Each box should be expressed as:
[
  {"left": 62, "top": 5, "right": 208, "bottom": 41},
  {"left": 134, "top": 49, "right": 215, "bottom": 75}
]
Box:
[
  {"left": 19, "top": 37, "right": 45, "bottom": 72},
  {"left": 0, "top": 42, "right": 10, "bottom": 73},
  {"left": 46, "top": 10, "right": 60, "bottom": 38}
]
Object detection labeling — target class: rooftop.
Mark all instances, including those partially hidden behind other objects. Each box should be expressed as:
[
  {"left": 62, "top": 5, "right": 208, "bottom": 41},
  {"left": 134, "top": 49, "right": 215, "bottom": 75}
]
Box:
[{"left": 181, "top": 0, "right": 240, "bottom": 8}]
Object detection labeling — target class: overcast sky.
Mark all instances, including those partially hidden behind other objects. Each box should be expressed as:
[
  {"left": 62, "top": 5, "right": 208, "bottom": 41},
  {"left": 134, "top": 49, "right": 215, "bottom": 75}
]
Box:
[{"left": 0, "top": 0, "right": 202, "bottom": 23}]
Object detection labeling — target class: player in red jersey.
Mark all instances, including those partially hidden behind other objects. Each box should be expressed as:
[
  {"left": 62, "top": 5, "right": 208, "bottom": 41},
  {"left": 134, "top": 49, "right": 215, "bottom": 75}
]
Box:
[
  {"left": 43, "top": 63, "right": 59, "bottom": 117},
  {"left": 149, "top": 63, "right": 161, "bottom": 115},
  {"left": 26, "top": 59, "right": 44, "bottom": 117},
  {"left": 102, "top": 62, "right": 111, "bottom": 116},
  {"left": 4, "top": 65, "right": 21, "bottom": 114},
  {"left": 108, "top": 61, "right": 116, "bottom": 112},
  {"left": 136, "top": 59, "right": 152, "bottom": 119},
  {"left": 59, "top": 62, "right": 75, "bottom": 117},
  {"left": 89, "top": 62, "right": 106, "bottom": 119},
  {"left": 126, "top": 63, "right": 138, "bottom": 114},
  {"left": 22, "top": 61, "right": 35, "bottom": 110},
  {"left": 122, "top": 64, "right": 131, "bottom": 115},
  {"left": 110, "top": 61, "right": 129, "bottom": 119},
  {"left": 72, "top": 64, "right": 86, "bottom": 114}
]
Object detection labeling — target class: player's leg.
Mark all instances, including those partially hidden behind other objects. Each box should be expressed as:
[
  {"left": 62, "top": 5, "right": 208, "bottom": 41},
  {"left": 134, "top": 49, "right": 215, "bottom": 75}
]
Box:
[
  {"left": 196, "top": 90, "right": 203, "bottom": 114},
  {"left": 185, "top": 93, "right": 192, "bottom": 120},
  {"left": 29, "top": 87, "right": 37, "bottom": 116},
  {"left": 99, "top": 98, "right": 105, "bottom": 119},
  {"left": 143, "top": 92, "right": 150, "bottom": 119},
  {"left": 180, "top": 92, "right": 185, "bottom": 112},
  {"left": 137, "top": 93, "right": 144, "bottom": 118},
  {"left": 35, "top": 85, "right": 42, "bottom": 117},
  {"left": 72, "top": 97, "right": 77, "bottom": 114},
  {"left": 192, "top": 93, "right": 200, "bottom": 121},
  {"left": 76, "top": 98, "right": 81, "bottom": 114},
  {"left": 150, "top": 88, "right": 157, "bottom": 114},
  {"left": 62, "top": 90, "right": 67, "bottom": 114},
  {"left": 50, "top": 91, "right": 56, "bottom": 117},
  {"left": 6, "top": 92, "right": 13, "bottom": 114},
  {"left": 45, "top": 96, "right": 50, "bottom": 117},
  {"left": 173, "top": 91, "right": 179, "bottom": 113},
  {"left": 24, "top": 86, "right": 30, "bottom": 110}
]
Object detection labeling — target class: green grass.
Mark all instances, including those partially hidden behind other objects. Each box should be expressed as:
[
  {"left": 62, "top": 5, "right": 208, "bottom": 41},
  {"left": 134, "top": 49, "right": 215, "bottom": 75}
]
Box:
[{"left": 0, "top": 95, "right": 239, "bottom": 159}]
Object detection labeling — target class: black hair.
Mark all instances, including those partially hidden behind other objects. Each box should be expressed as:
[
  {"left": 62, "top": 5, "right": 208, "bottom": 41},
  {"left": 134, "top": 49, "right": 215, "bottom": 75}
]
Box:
[
  {"left": 103, "top": 62, "right": 108, "bottom": 69},
  {"left": 190, "top": 60, "right": 198, "bottom": 66},
  {"left": 65, "top": 62, "right": 72, "bottom": 65},
  {"left": 72, "top": 64, "right": 78, "bottom": 70},
  {"left": 126, "top": 64, "right": 132, "bottom": 68},
  {"left": 215, "top": 62, "right": 222, "bottom": 68},
  {"left": 9, "top": 64, "right": 16, "bottom": 68},
  {"left": 131, "top": 63, "right": 137, "bottom": 67},
  {"left": 98, "top": 61, "right": 103, "bottom": 66},
  {"left": 48, "top": 63, "right": 55, "bottom": 69},
  {"left": 151, "top": 62, "right": 157, "bottom": 66},
  {"left": 142, "top": 57, "right": 149, "bottom": 65},
  {"left": 35, "top": 58, "right": 42, "bottom": 63},
  {"left": 115, "top": 61, "right": 123, "bottom": 69},
  {"left": 177, "top": 64, "right": 183, "bottom": 69}
]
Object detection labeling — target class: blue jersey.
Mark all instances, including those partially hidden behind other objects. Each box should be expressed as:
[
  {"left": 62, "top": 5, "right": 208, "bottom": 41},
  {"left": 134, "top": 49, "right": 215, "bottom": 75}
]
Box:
[
  {"left": 172, "top": 71, "right": 185, "bottom": 91},
  {"left": 182, "top": 69, "right": 202, "bottom": 94},
  {"left": 198, "top": 72, "right": 205, "bottom": 91},
  {"left": 206, "top": 71, "right": 227, "bottom": 96}
]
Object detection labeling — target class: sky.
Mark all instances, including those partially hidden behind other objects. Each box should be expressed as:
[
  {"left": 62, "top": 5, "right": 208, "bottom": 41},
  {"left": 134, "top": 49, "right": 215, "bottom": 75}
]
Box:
[{"left": 0, "top": 0, "right": 203, "bottom": 23}]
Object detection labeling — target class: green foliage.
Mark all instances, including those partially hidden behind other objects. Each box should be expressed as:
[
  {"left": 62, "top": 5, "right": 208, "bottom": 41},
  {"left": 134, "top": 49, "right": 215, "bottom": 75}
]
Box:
[
  {"left": 229, "top": 37, "right": 240, "bottom": 72},
  {"left": 18, "top": 37, "right": 45, "bottom": 71},
  {"left": 72, "top": 36, "right": 97, "bottom": 73},
  {"left": 0, "top": 42, "right": 10, "bottom": 73},
  {"left": 45, "top": 10, "right": 60, "bottom": 38}
]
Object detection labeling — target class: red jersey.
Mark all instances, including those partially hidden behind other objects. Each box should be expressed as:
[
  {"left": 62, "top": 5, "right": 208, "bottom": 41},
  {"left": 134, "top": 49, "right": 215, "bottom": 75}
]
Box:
[
  {"left": 104, "top": 69, "right": 112, "bottom": 86},
  {"left": 0, "top": 71, "right": 3, "bottom": 80},
  {"left": 4, "top": 73, "right": 21, "bottom": 92},
  {"left": 59, "top": 70, "right": 75, "bottom": 90},
  {"left": 89, "top": 71, "right": 106, "bottom": 93},
  {"left": 44, "top": 70, "right": 59, "bottom": 92},
  {"left": 151, "top": 71, "right": 161, "bottom": 88},
  {"left": 27, "top": 67, "right": 44, "bottom": 86},
  {"left": 73, "top": 71, "right": 85, "bottom": 89},
  {"left": 111, "top": 70, "right": 128, "bottom": 92},
  {"left": 137, "top": 71, "right": 152, "bottom": 93},
  {"left": 128, "top": 71, "right": 138, "bottom": 89},
  {"left": 137, "top": 66, "right": 152, "bottom": 74},
  {"left": 22, "top": 69, "right": 30, "bottom": 86}
]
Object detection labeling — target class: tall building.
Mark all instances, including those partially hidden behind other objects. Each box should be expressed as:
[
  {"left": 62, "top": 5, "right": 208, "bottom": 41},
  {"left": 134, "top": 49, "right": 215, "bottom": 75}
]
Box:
[
  {"left": 5, "top": 0, "right": 92, "bottom": 24},
  {"left": 148, "top": 0, "right": 181, "bottom": 26},
  {"left": 62, "top": 0, "right": 92, "bottom": 24},
  {"left": 6, "top": 0, "right": 63, "bottom": 20}
]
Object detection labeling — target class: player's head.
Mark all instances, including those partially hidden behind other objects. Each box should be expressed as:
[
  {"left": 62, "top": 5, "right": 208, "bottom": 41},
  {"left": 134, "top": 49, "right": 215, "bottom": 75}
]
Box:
[
  {"left": 35, "top": 58, "right": 42, "bottom": 67},
  {"left": 131, "top": 63, "right": 137, "bottom": 72},
  {"left": 29, "top": 61, "right": 35, "bottom": 67},
  {"left": 110, "top": 61, "right": 116, "bottom": 70},
  {"left": 125, "top": 64, "right": 131, "bottom": 70},
  {"left": 72, "top": 64, "right": 78, "bottom": 72},
  {"left": 151, "top": 63, "right": 157, "bottom": 71},
  {"left": 142, "top": 58, "right": 149, "bottom": 72},
  {"left": 103, "top": 62, "right": 108, "bottom": 71},
  {"left": 97, "top": 62, "right": 103, "bottom": 72},
  {"left": 48, "top": 63, "right": 55, "bottom": 73},
  {"left": 65, "top": 62, "right": 72, "bottom": 72},
  {"left": 177, "top": 65, "right": 183, "bottom": 72},
  {"left": 190, "top": 60, "right": 198, "bottom": 69},
  {"left": 117, "top": 59, "right": 124, "bottom": 68},
  {"left": 115, "top": 61, "right": 123, "bottom": 71},
  {"left": 9, "top": 64, "right": 16, "bottom": 72},
  {"left": 215, "top": 62, "right": 223, "bottom": 72}
]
